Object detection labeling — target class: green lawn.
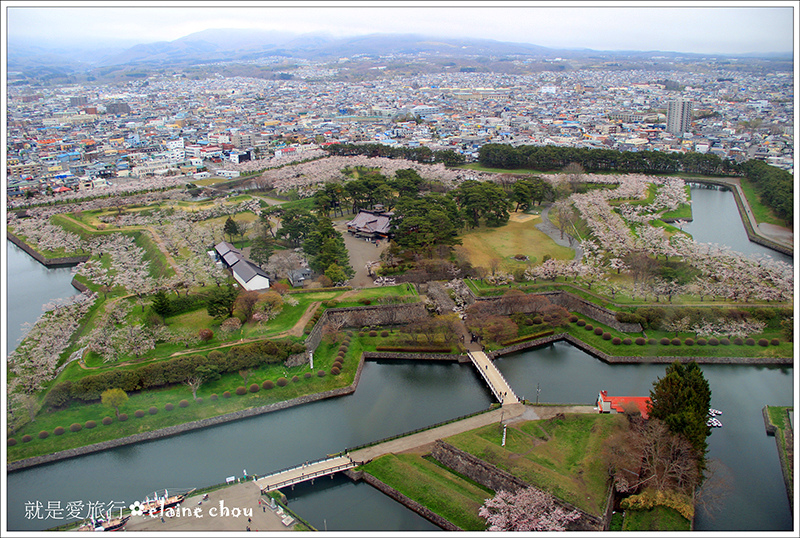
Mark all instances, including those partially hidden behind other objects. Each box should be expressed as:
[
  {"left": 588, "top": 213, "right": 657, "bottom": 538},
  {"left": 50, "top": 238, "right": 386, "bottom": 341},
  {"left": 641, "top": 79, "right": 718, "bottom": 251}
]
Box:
[
  {"left": 361, "top": 453, "right": 491, "bottom": 530},
  {"left": 444, "top": 412, "right": 625, "bottom": 517},
  {"left": 457, "top": 217, "right": 575, "bottom": 272},
  {"left": 7, "top": 336, "right": 360, "bottom": 463},
  {"left": 738, "top": 177, "right": 787, "bottom": 226},
  {"left": 622, "top": 505, "right": 691, "bottom": 531}
]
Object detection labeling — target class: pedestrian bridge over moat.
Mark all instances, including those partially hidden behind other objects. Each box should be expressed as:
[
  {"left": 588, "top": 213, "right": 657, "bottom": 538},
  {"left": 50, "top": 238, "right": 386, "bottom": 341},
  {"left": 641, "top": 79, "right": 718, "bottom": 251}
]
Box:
[
  {"left": 257, "top": 455, "right": 356, "bottom": 493},
  {"left": 257, "top": 350, "right": 519, "bottom": 492},
  {"left": 467, "top": 351, "right": 519, "bottom": 405}
]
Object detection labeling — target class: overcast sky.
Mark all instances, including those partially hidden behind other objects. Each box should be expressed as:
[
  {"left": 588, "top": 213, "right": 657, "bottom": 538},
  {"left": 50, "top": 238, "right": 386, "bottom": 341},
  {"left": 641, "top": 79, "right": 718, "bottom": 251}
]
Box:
[{"left": 5, "top": 1, "right": 796, "bottom": 55}]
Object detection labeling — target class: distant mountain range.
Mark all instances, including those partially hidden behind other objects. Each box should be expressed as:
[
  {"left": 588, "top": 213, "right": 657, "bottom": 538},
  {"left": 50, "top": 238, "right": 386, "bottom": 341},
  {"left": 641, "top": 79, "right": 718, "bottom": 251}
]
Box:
[{"left": 8, "top": 28, "right": 792, "bottom": 73}]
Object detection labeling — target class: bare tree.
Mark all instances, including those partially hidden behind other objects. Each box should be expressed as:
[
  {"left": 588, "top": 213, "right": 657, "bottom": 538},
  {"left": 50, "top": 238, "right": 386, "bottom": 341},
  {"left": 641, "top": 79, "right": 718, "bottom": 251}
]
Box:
[
  {"left": 563, "top": 162, "right": 586, "bottom": 193},
  {"left": 239, "top": 369, "right": 252, "bottom": 386},
  {"left": 183, "top": 375, "right": 203, "bottom": 401}
]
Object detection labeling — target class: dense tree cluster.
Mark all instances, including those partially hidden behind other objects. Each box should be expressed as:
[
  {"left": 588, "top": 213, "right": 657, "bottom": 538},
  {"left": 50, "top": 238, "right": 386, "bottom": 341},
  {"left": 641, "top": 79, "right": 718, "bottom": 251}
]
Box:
[
  {"left": 323, "top": 142, "right": 465, "bottom": 166},
  {"left": 478, "top": 144, "right": 739, "bottom": 176},
  {"left": 648, "top": 361, "right": 712, "bottom": 475},
  {"left": 739, "top": 159, "right": 793, "bottom": 223}
]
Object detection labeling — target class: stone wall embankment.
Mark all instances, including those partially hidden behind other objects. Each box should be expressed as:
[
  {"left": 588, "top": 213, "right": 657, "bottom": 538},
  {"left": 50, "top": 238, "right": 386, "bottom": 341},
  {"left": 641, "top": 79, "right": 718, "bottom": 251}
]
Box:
[
  {"left": 488, "top": 332, "right": 794, "bottom": 366},
  {"left": 363, "top": 351, "right": 469, "bottom": 363},
  {"left": 431, "top": 440, "right": 604, "bottom": 531},
  {"left": 305, "top": 302, "right": 428, "bottom": 351},
  {"left": 467, "top": 287, "right": 642, "bottom": 333},
  {"left": 357, "top": 472, "right": 460, "bottom": 531},
  {"left": 7, "top": 232, "right": 90, "bottom": 266}
]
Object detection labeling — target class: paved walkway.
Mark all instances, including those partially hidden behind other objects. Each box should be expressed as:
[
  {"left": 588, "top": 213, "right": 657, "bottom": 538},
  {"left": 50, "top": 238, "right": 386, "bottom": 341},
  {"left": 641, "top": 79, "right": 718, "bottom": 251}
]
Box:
[
  {"left": 536, "top": 204, "right": 584, "bottom": 261},
  {"left": 125, "top": 481, "right": 292, "bottom": 532},
  {"left": 349, "top": 404, "right": 526, "bottom": 463}
]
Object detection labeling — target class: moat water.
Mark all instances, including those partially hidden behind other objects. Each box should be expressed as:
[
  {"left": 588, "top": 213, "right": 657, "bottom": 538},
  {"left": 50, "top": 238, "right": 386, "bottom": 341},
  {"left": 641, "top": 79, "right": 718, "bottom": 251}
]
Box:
[{"left": 5, "top": 185, "right": 795, "bottom": 531}]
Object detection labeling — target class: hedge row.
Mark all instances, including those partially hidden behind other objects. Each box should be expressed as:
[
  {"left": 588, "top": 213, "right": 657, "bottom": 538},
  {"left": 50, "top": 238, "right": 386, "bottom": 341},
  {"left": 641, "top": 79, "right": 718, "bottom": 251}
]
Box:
[
  {"left": 375, "top": 346, "right": 453, "bottom": 353},
  {"left": 45, "top": 339, "right": 302, "bottom": 408},
  {"left": 500, "top": 331, "right": 555, "bottom": 346}
]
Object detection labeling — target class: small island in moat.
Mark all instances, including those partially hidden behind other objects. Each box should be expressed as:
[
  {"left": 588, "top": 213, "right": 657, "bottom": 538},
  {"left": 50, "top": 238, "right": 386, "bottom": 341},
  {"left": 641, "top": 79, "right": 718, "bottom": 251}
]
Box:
[{"left": 6, "top": 148, "right": 794, "bottom": 531}]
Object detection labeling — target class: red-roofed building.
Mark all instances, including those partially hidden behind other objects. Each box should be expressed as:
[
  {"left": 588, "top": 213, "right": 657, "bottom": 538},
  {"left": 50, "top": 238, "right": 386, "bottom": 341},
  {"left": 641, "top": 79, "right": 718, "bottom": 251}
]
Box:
[{"left": 597, "top": 390, "right": 650, "bottom": 419}]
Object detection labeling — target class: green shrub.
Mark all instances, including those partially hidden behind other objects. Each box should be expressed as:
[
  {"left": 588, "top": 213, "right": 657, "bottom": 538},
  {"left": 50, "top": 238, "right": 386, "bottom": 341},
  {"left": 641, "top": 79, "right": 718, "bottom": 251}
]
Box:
[
  {"left": 381, "top": 330, "right": 389, "bottom": 337},
  {"left": 317, "top": 370, "right": 326, "bottom": 377},
  {"left": 660, "top": 338, "right": 671, "bottom": 345},
  {"left": 616, "top": 311, "right": 646, "bottom": 325},
  {"left": 602, "top": 332, "right": 612, "bottom": 340},
  {"left": 134, "top": 410, "right": 145, "bottom": 418},
  {"left": 118, "top": 414, "right": 128, "bottom": 422},
  {"left": 685, "top": 338, "right": 694, "bottom": 346},
  {"left": 235, "top": 386, "right": 247, "bottom": 396},
  {"left": 292, "top": 376, "right": 300, "bottom": 383},
  {"left": 207, "top": 350, "right": 224, "bottom": 361},
  {"left": 39, "top": 431, "right": 49, "bottom": 439},
  {"left": 8, "top": 438, "right": 18, "bottom": 446},
  {"left": 331, "top": 366, "right": 341, "bottom": 375},
  {"left": 70, "top": 423, "right": 82, "bottom": 432},
  {"left": 585, "top": 324, "right": 593, "bottom": 331},
  {"left": 697, "top": 338, "right": 707, "bottom": 346},
  {"left": 612, "top": 337, "right": 622, "bottom": 345},
  {"left": 533, "top": 316, "right": 543, "bottom": 324},
  {"left": 671, "top": 338, "right": 681, "bottom": 346},
  {"left": 635, "top": 337, "right": 646, "bottom": 345},
  {"left": 262, "top": 380, "right": 274, "bottom": 390},
  {"left": 149, "top": 406, "right": 158, "bottom": 415},
  {"left": 22, "top": 435, "right": 33, "bottom": 443},
  {"left": 179, "top": 399, "right": 189, "bottom": 407},
  {"left": 648, "top": 338, "right": 657, "bottom": 345},
  {"left": 758, "top": 338, "right": 769, "bottom": 347},
  {"left": 249, "top": 383, "right": 260, "bottom": 393},
  {"left": 594, "top": 327, "right": 603, "bottom": 335},
  {"left": 333, "top": 361, "right": 343, "bottom": 370},
  {"left": 623, "top": 338, "right": 632, "bottom": 345},
  {"left": 196, "top": 397, "right": 203, "bottom": 404},
  {"left": 369, "top": 330, "right": 377, "bottom": 337},
  {"left": 85, "top": 420, "right": 97, "bottom": 429},
  {"left": 277, "top": 377, "right": 288, "bottom": 387},
  {"left": 733, "top": 337, "right": 744, "bottom": 345},
  {"left": 745, "top": 338, "right": 755, "bottom": 346},
  {"left": 569, "top": 315, "right": 579, "bottom": 323},
  {"left": 576, "top": 320, "right": 586, "bottom": 327},
  {"left": 720, "top": 338, "right": 730, "bottom": 345},
  {"left": 165, "top": 403, "right": 174, "bottom": 411},
  {"left": 359, "top": 298, "right": 372, "bottom": 305},
  {"left": 210, "top": 394, "right": 218, "bottom": 400},
  {"left": 304, "top": 372, "right": 312, "bottom": 379},
  {"left": 339, "top": 345, "right": 348, "bottom": 353},
  {"left": 54, "top": 426, "right": 65, "bottom": 435},
  {"left": 771, "top": 338, "right": 780, "bottom": 346},
  {"left": 708, "top": 337, "right": 719, "bottom": 346},
  {"left": 223, "top": 391, "right": 231, "bottom": 398},
  {"left": 102, "top": 417, "right": 113, "bottom": 425}
]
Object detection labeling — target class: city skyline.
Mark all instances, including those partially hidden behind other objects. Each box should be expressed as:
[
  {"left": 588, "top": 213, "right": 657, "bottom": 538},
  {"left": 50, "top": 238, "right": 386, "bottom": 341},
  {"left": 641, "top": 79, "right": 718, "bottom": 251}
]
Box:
[{"left": 5, "top": 1, "right": 797, "bottom": 56}]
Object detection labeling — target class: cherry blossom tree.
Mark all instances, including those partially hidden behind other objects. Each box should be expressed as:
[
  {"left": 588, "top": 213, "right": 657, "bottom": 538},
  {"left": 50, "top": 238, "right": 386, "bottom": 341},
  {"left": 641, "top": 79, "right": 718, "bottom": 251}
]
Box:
[{"left": 479, "top": 487, "right": 581, "bottom": 531}]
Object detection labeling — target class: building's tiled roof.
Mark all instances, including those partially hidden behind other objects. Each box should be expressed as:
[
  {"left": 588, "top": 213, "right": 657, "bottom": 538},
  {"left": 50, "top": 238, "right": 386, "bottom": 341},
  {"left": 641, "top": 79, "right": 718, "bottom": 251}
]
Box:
[{"left": 346, "top": 210, "right": 393, "bottom": 235}]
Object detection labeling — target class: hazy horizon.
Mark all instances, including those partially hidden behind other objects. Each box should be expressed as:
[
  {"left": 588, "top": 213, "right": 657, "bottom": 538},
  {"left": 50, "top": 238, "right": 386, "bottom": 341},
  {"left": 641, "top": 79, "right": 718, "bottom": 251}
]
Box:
[{"left": 5, "top": 2, "right": 796, "bottom": 57}]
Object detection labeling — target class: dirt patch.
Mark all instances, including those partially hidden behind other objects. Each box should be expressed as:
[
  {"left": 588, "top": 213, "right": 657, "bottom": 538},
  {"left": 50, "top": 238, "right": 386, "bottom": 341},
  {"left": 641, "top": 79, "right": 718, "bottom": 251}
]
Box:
[{"left": 509, "top": 212, "right": 539, "bottom": 223}]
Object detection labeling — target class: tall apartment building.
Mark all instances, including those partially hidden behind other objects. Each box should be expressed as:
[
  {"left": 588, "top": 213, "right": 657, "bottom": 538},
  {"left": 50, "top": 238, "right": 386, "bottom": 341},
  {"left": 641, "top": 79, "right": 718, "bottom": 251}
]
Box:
[
  {"left": 106, "top": 102, "right": 131, "bottom": 115},
  {"left": 666, "top": 99, "right": 692, "bottom": 136}
]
